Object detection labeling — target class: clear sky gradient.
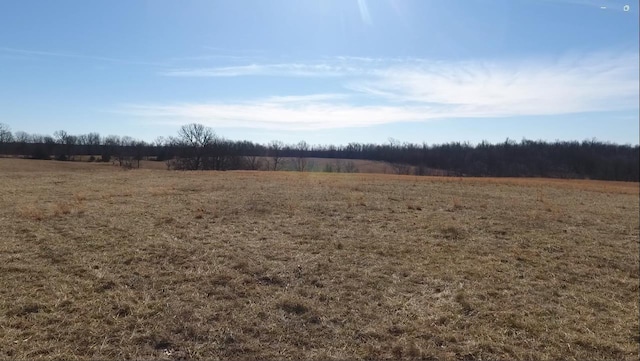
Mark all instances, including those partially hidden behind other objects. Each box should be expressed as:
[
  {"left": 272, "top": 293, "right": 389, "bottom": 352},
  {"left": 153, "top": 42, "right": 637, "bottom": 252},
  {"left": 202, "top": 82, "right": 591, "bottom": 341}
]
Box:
[{"left": 1, "top": 0, "right": 638, "bottom": 146}]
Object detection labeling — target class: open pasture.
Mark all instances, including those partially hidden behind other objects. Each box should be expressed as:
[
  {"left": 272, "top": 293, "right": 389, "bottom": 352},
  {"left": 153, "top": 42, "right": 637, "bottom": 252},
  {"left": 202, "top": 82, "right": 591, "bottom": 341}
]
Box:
[{"left": 0, "top": 158, "right": 638, "bottom": 360}]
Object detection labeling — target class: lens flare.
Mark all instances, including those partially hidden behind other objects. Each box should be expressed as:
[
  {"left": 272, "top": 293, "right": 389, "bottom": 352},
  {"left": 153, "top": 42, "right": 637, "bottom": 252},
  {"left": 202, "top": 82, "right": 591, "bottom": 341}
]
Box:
[{"left": 357, "top": 0, "right": 372, "bottom": 25}]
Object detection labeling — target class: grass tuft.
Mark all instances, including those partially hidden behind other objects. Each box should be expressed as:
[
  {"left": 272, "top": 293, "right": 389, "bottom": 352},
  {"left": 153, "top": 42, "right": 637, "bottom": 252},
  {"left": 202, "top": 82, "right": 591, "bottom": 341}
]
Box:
[
  {"left": 16, "top": 204, "right": 45, "bottom": 220},
  {"left": 450, "top": 197, "right": 464, "bottom": 211},
  {"left": 440, "top": 225, "right": 466, "bottom": 240},
  {"left": 8, "top": 303, "right": 46, "bottom": 317},
  {"left": 278, "top": 299, "right": 310, "bottom": 315}
]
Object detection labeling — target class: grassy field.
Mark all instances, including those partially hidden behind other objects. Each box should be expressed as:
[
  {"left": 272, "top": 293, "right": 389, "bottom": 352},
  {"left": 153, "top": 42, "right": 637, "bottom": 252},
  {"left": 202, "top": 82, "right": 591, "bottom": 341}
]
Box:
[{"left": 0, "top": 158, "right": 638, "bottom": 360}]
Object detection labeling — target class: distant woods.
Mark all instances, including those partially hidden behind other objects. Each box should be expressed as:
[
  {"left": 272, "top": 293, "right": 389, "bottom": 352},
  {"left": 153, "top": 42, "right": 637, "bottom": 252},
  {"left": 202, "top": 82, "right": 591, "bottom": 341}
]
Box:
[{"left": 0, "top": 122, "right": 637, "bottom": 181}]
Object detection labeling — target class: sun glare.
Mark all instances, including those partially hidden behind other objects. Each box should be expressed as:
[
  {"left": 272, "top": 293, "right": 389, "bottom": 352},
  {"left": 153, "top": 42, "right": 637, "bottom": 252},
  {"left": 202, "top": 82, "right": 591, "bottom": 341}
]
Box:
[{"left": 357, "top": 0, "right": 372, "bottom": 25}]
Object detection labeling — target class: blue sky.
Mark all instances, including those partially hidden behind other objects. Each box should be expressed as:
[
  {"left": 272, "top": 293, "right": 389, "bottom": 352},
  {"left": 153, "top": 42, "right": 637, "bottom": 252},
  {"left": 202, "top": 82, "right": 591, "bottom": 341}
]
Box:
[{"left": 0, "top": 0, "right": 638, "bottom": 146}]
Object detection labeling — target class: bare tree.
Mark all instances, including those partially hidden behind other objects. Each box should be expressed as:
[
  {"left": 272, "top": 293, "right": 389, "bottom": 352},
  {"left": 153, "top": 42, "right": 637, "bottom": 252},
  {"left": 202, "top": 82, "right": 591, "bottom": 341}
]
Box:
[
  {"left": 390, "top": 162, "right": 410, "bottom": 175},
  {"left": 53, "top": 130, "right": 68, "bottom": 144},
  {"left": 178, "top": 123, "right": 214, "bottom": 148},
  {"left": 86, "top": 132, "right": 101, "bottom": 158},
  {"left": 154, "top": 136, "right": 166, "bottom": 147},
  {"left": 120, "top": 136, "right": 136, "bottom": 147},
  {"left": 244, "top": 155, "right": 261, "bottom": 170},
  {"left": 268, "top": 140, "right": 284, "bottom": 171},
  {"left": 76, "top": 134, "right": 89, "bottom": 146},
  {"left": 177, "top": 123, "right": 216, "bottom": 170},
  {"left": 0, "top": 123, "right": 13, "bottom": 143},
  {"left": 53, "top": 130, "right": 77, "bottom": 161},
  {"left": 334, "top": 159, "right": 343, "bottom": 173},
  {"left": 29, "top": 134, "right": 44, "bottom": 143},
  {"left": 344, "top": 161, "right": 359, "bottom": 173},
  {"left": 14, "top": 131, "right": 29, "bottom": 143},
  {"left": 101, "top": 135, "right": 121, "bottom": 163},
  {"left": 294, "top": 140, "right": 309, "bottom": 172}
]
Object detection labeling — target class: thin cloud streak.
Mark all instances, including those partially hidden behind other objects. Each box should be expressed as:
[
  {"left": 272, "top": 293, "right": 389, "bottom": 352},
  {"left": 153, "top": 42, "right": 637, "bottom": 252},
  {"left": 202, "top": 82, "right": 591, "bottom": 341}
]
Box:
[
  {"left": 161, "top": 56, "right": 410, "bottom": 78},
  {"left": 0, "top": 46, "right": 163, "bottom": 66},
  {"left": 0, "top": 46, "right": 269, "bottom": 69},
  {"left": 264, "top": 94, "right": 350, "bottom": 103},
  {"left": 162, "top": 63, "right": 359, "bottom": 77}
]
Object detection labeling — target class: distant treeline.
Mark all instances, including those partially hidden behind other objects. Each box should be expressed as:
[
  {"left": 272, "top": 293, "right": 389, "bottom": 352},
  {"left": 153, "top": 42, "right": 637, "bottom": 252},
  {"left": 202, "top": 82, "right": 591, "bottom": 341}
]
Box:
[{"left": 0, "top": 123, "right": 638, "bottom": 181}]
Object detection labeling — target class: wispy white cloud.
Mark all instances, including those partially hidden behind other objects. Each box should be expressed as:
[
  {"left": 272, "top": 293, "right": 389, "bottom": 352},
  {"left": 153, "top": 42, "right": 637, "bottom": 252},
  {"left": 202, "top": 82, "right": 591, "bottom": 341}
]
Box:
[
  {"left": 121, "top": 99, "right": 436, "bottom": 131},
  {"left": 163, "top": 54, "right": 258, "bottom": 64},
  {"left": 0, "top": 46, "right": 162, "bottom": 66},
  {"left": 0, "top": 46, "right": 257, "bottom": 67},
  {"left": 263, "top": 94, "right": 350, "bottom": 103},
  {"left": 120, "top": 94, "right": 436, "bottom": 131},
  {"left": 201, "top": 46, "right": 266, "bottom": 55},
  {"left": 352, "top": 51, "right": 639, "bottom": 115},
  {"left": 162, "top": 63, "right": 360, "bottom": 77},
  {"left": 161, "top": 57, "right": 411, "bottom": 77},
  {"left": 124, "top": 50, "right": 639, "bottom": 131}
]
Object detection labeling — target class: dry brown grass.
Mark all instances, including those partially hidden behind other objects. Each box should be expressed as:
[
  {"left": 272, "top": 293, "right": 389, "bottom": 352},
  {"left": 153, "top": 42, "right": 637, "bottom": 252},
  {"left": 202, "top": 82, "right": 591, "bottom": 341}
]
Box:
[{"left": 0, "top": 158, "right": 638, "bottom": 360}]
